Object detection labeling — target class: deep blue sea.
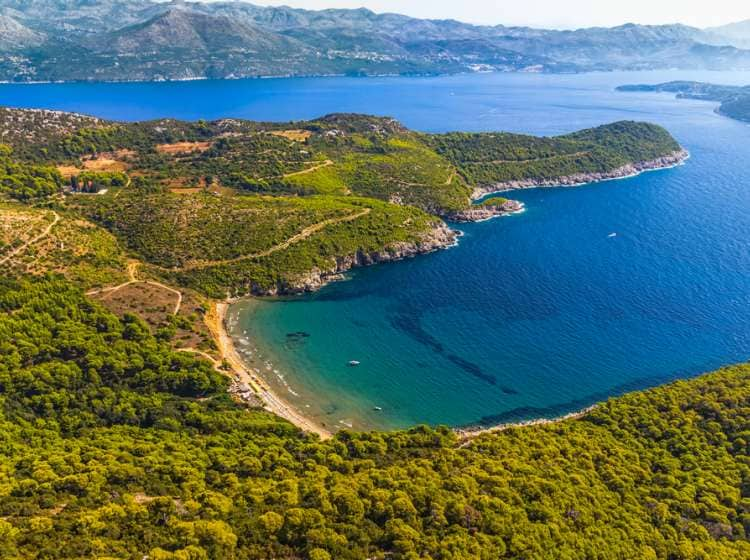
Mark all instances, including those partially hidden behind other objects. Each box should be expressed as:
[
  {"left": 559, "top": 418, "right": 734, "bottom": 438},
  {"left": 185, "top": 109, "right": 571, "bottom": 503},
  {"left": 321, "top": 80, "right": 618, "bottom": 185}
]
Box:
[{"left": 4, "top": 71, "right": 750, "bottom": 431}]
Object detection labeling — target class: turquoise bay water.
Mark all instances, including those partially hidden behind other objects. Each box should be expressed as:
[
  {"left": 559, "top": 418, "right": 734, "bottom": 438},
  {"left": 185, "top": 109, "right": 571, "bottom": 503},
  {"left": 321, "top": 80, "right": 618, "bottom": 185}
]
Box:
[{"left": 4, "top": 71, "right": 750, "bottom": 431}]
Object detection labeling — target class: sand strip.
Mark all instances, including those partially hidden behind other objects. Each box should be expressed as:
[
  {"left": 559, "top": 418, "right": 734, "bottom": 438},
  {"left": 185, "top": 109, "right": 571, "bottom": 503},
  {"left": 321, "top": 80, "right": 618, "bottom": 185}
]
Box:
[{"left": 207, "top": 302, "right": 333, "bottom": 440}]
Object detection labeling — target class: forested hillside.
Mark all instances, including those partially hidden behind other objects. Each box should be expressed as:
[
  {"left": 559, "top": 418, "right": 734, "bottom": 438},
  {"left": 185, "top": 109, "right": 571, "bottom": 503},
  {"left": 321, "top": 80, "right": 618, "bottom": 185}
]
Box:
[
  {"left": 1, "top": 277, "right": 750, "bottom": 558},
  {"left": 427, "top": 121, "right": 682, "bottom": 186},
  {"left": 72, "top": 190, "right": 445, "bottom": 297}
]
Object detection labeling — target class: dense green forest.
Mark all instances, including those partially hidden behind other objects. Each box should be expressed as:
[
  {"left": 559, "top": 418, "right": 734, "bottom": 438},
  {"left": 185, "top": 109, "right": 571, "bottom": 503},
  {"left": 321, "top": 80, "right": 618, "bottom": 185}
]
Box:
[
  {"left": 1, "top": 277, "right": 750, "bottom": 559},
  {"left": 0, "top": 145, "right": 62, "bottom": 201},
  {"left": 427, "top": 121, "right": 682, "bottom": 186}
]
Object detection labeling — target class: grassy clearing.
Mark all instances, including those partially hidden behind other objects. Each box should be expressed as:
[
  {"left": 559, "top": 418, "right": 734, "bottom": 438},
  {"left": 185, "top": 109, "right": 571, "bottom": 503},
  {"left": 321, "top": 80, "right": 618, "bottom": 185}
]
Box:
[
  {"left": 0, "top": 203, "right": 55, "bottom": 256},
  {"left": 4, "top": 208, "right": 129, "bottom": 290}
]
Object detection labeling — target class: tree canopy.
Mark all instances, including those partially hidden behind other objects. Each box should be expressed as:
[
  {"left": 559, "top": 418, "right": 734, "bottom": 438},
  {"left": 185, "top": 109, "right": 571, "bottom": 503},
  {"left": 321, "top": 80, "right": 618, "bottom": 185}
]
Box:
[{"left": 1, "top": 277, "right": 750, "bottom": 559}]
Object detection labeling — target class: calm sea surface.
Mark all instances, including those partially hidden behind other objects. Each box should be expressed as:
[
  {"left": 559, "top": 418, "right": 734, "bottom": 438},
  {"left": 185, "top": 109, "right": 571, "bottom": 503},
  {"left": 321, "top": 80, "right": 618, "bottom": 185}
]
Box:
[{"left": 5, "top": 71, "right": 750, "bottom": 431}]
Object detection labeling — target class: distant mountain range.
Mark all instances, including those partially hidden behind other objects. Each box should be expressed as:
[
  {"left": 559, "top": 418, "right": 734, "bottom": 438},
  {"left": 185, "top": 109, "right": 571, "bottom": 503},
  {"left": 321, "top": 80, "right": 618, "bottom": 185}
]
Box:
[{"left": 0, "top": 1, "right": 750, "bottom": 82}]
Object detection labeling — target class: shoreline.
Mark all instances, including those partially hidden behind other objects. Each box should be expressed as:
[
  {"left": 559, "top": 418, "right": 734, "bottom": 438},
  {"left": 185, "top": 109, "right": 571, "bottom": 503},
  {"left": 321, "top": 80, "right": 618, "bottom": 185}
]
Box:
[
  {"left": 215, "top": 294, "right": 602, "bottom": 441},
  {"left": 246, "top": 221, "right": 459, "bottom": 296},
  {"left": 454, "top": 406, "right": 599, "bottom": 445},
  {"left": 207, "top": 301, "right": 334, "bottom": 440},
  {"left": 471, "top": 149, "right": 690, "bottom": 200},
  {"left": 0, "top": 69, "right": 591, "bottom": 87}
]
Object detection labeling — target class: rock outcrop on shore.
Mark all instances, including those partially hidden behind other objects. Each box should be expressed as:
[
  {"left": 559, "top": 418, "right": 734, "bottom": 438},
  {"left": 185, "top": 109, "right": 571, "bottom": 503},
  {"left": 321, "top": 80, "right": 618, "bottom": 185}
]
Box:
[
  {"left": 252, "top": 221, "right": 459, "bottom": 296},
  {"left": 470, "top": 149, "right": 689, "bottom": 199},
  {"left": 446, "top": 199, "right": 525, "bottom": 222}
]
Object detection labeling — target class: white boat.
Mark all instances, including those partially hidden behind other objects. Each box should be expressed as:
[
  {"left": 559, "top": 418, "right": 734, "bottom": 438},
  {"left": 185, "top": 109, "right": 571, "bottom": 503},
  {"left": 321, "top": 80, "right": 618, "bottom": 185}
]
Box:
[
  {"left": 608, "top": 233, "right": 617, "bottom": 238},
  {"left": 348, "top": 360, "right": 361, "bottom": 366},
  {"left": 373, "top": 406, "right": 383, "bottom": 411}
]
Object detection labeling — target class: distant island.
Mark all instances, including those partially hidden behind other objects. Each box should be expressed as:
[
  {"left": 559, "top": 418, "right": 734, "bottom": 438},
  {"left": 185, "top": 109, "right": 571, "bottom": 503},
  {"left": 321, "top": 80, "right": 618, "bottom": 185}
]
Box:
[
  {"left": 1, "top": 1, "right": 750, "bottom": 81},
  {"left": 618, "top": 81, "right": 750, "bottom": 123}
]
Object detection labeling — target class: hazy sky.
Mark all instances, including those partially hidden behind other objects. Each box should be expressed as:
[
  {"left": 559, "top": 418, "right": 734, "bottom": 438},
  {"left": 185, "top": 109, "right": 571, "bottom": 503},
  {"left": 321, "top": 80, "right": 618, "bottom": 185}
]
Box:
[{"left": 218, "top": 0, "right": 748, "bottom": 29}]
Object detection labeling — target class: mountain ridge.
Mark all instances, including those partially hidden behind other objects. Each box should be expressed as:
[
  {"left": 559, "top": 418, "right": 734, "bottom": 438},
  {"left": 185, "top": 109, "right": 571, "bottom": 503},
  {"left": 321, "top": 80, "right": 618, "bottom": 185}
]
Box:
[{"left": 1, "top": 0, "right": 750, "bottom": 81}]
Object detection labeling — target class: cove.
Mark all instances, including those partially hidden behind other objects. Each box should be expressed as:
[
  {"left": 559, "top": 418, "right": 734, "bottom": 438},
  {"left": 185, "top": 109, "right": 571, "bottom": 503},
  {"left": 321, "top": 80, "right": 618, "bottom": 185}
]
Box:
[{"left": 223, "top": 72, "right": 750, "bottom": 431}]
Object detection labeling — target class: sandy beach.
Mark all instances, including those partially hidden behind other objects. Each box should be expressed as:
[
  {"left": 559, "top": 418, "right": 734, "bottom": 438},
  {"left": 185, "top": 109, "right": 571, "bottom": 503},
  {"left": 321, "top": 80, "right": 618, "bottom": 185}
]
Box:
[{"left": 207, "top": 301, "right": 333, "bottom": 440}]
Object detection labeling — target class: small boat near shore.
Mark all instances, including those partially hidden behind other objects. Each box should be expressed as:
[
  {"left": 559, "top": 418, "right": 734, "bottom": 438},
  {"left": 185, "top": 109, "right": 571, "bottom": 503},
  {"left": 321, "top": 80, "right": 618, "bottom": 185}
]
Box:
[
  {"left": 373, "top": 406, "right": 383, "bottom": 411},
  {"left": 348, "top": 360, "right": 361, "bottom": 366}
]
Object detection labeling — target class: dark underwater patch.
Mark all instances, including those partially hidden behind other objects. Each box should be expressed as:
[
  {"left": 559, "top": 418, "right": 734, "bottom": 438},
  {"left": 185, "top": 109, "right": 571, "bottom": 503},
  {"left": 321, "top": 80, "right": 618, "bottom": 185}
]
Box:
[
  {"left": 468, "top": 373, "right": 674, "bottom": 428},
  {"left": 390, "top": 312, "right": 497, "bottom": 385},
  {"left": 284, "top": 331, "right": 311, "bottom": 349}
]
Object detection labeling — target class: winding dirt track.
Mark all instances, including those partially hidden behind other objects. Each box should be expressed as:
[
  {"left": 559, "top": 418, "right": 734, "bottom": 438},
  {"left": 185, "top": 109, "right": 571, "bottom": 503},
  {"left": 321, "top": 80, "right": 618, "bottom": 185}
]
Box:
[
  {"left": 0, "top": 211, "right": 60, "bottom": 266},
  {"left": 176, "top": 348, "right": 221, "bottom": 366},
  {"left": 113, "top": 175, "right": 131, "bottom": 198},
  {"left": 281, "top": 159, "right": 333, "bottom": 178},
  {"left": 156, "top": 207, "right": 371, "bottom": 272},
  {"left": 86, "top": 261, "right": 183, "bottom": 315}
]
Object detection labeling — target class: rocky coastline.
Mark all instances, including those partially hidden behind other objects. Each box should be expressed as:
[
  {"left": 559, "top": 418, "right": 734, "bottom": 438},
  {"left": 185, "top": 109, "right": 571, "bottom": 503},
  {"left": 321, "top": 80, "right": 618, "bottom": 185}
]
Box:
[
  {"left": 242, "top": 150, "right": 689, "bottom": 297},
  {"left": 446, "top": 199, "right": 525, "bottom": 222},
  {"left": 454, "top": 405, "right": 599, "bottom": 444},
  {"left": 470, "top": 149, "right": 690, "bottom": 199},
  {"left": 250, "top": 221, "right": 459, "bottom": 296},
  {"left": 224, "top": 147, "right": 689, "bottom": 437}
]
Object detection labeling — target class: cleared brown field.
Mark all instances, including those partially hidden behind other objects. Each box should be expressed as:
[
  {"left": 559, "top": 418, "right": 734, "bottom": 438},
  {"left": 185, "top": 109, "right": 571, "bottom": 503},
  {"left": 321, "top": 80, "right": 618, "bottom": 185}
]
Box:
[
  {"left": 56, "top": 165, "right": 80, "bottom": 179},
  {"left": 59, "top": 153, "right": 130, "bottom": 177},
  {"left": 156, "top": 141, "right": 212, "bottom": 155},
  {"left": 92, "top": 281, "right": 217, "bottom": 356},
  {"left": 269, "top": 129, "right": 312, "bottom": 142},
  {"left": 83, "top": 157, "right": 128, "bottom": 172},
  {"left": 169, "top": 187, "right": 204, "bottom": 195}
]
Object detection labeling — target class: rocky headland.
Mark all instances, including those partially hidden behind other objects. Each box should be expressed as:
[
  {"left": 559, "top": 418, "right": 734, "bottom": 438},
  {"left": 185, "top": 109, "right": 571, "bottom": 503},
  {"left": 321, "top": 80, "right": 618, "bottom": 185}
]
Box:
[
  {"left": 446, "top": 199, "right": 525, "bottom": 223},
  {"left": 252, "top": 147, "right": 689, "bottom": 297},
  {"left": 470, "top": 149, "right": 690, "bottom": 199}
]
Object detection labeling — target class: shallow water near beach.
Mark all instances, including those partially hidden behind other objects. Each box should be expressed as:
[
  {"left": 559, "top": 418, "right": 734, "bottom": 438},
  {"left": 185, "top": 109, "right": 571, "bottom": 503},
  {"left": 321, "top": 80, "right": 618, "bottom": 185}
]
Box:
[{"left": 5, "top": 70, "right": 750, "bottom": 431}]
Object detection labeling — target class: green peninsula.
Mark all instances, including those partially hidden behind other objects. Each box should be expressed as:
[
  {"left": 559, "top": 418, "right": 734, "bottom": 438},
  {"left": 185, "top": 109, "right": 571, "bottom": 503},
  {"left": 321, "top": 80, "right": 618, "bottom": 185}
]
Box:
[
  {"left": 0, "top": 108, "right": 685, "bottom": 296},
  {"left": 618, "top": 81, "right": 750, "bottom": 123}
]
